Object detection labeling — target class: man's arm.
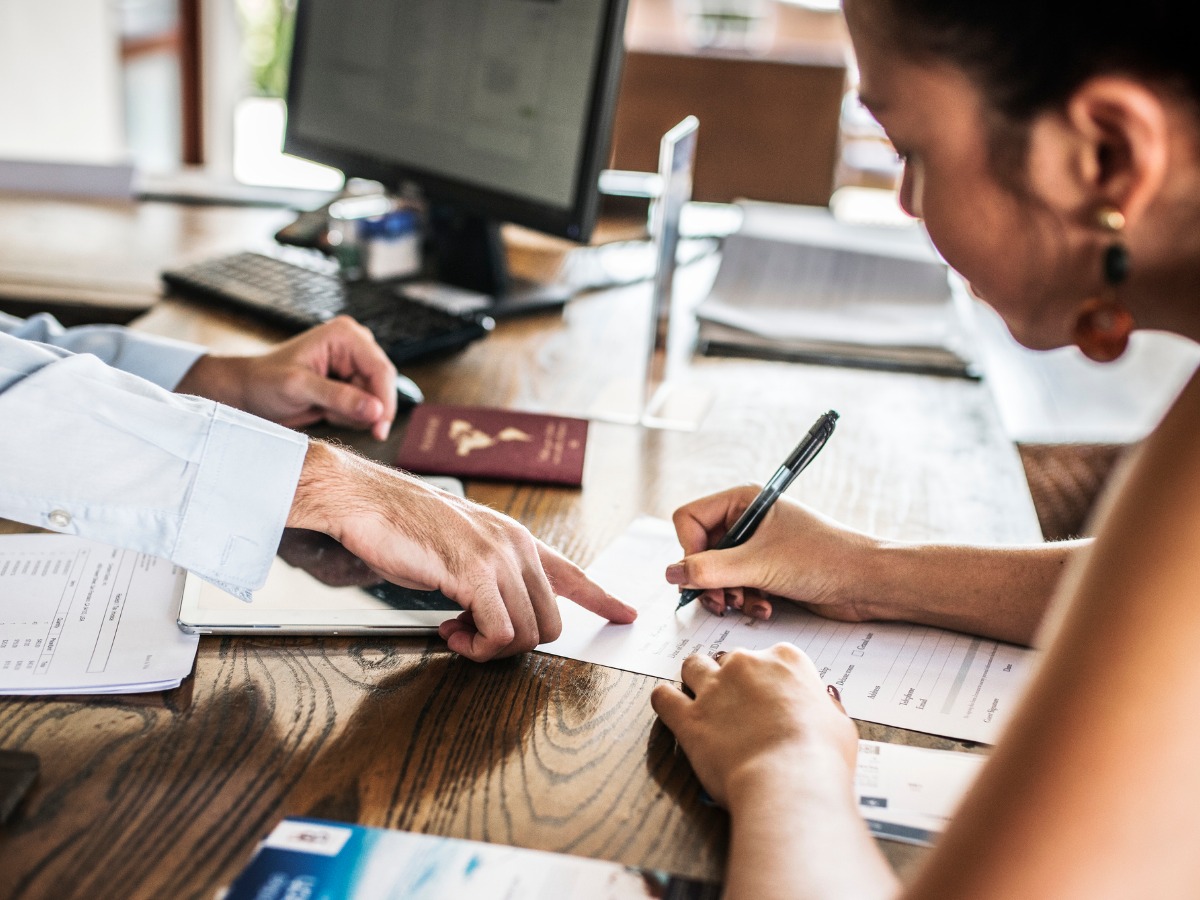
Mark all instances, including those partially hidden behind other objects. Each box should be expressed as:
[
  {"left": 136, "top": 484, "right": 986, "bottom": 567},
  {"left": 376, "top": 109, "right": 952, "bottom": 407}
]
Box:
[
  {"left": 1, "top": 331, "right": 635, "bottom": 656},
  {"left": 3, "top": 311, "right": 400, "bottom": 438},
  {"left": 286, "top": 441, "right": 636, "bottom": 661},
  {"left": 1, "top": 310, "right": 205, "bottom": 390},
  {"left": 174, "top": 317, "right": 399, "bottom": 440},
  {"left": 0, "top": 332, "right": 306, "bottom": 599}
]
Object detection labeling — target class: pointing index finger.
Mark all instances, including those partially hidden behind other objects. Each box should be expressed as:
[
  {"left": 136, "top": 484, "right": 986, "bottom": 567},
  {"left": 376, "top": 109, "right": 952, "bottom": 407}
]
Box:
[{"left": 537, "top": 540, "right": 637, "bottom": 624}]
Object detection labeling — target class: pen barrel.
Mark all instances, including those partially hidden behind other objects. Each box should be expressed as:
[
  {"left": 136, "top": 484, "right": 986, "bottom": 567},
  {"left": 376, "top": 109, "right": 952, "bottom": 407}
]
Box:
[
  {"left": 676, "top": 410, "right": 837, "bottom": 611},
  {"left": 719, "top": 487, "right": 780, "bottom": 547}
]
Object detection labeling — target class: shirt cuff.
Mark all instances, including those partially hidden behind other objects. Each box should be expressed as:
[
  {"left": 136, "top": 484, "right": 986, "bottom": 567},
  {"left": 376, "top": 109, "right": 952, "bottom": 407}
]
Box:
[{"left": 172, "top": 405, "right": 309, "bottom": 600}]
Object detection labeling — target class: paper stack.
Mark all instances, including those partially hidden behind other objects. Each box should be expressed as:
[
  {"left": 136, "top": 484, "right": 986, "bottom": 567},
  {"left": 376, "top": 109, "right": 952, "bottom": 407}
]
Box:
[
  {"left": 0, "top": 534, "right": 198, "bottom": 695},
  {"left": 695, "top": 201, "right": 980, "bottom": 378}
]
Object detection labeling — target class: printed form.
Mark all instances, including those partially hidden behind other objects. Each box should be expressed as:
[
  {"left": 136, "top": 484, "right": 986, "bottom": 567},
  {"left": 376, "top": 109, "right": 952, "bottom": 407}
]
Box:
[
  {"left": 543, "top": 518, "right": 1035, "bottom": 744},
  {"left": 0, "top": 534, "right": 198, "bottom": 694}
]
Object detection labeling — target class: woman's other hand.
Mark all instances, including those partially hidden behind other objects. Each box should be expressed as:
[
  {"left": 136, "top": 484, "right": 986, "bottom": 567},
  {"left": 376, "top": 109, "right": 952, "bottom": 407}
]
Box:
[{"left": 651, "top": 644, "right": 858, "bottom": 809}]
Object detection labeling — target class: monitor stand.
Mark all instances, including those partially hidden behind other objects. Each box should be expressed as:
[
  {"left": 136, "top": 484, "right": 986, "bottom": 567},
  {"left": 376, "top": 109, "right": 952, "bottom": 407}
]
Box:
[{"left": 420, "top": 203, "right": 571, "bottom": 319}]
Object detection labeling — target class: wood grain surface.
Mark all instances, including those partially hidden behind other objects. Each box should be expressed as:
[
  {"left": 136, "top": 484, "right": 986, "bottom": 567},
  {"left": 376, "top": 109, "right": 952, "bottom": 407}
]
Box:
[{"left": 0, "top": 217, "right": 1039, "bottom": 898}]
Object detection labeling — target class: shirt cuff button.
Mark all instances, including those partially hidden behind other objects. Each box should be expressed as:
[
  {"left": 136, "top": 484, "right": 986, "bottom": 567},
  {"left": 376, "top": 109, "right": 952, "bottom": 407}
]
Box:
[{"left": 48, "top": 509, "right": 72, "bottom": 529}]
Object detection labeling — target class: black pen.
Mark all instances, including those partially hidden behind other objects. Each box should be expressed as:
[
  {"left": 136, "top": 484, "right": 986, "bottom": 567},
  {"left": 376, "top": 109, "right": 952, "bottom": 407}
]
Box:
[{"left": 676, "top": 410, "right": 839, "bottom": 611}]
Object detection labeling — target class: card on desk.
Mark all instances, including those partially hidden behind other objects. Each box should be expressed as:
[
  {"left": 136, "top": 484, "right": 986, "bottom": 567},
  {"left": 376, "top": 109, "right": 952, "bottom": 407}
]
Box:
[{"left": 396, "top": 404, "right": 589, "bottom": 486}]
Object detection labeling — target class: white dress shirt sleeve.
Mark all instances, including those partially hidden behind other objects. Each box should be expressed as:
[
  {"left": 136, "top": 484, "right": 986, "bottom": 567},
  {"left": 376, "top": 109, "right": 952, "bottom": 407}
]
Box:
[
  {"left": 0, "top": 330, "right": 308, "bottom": 600},
  {"left": 0, "top": 310, "right": 206, "bottom": 389}
]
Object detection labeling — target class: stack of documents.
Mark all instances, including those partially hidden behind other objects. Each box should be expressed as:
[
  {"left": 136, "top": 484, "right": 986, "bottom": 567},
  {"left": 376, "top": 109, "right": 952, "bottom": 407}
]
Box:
[
  {"left": 695, "top": 201, "right": 979, "bottom": 378},
  {"left": 0, "top": 534, "right": 198, "bottom": 695}
]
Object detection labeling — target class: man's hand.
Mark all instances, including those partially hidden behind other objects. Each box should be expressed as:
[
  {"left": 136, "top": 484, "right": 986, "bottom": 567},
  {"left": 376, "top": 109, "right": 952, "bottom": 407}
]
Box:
[
  {"left": 287, "top": 442, "right": 638, "bottom": 662},
  {"left": 275, "top": 528, "right": 381, "bottom": 587},
  {"left": 176, "top": 316, "right": 399, "bottom": 439}
]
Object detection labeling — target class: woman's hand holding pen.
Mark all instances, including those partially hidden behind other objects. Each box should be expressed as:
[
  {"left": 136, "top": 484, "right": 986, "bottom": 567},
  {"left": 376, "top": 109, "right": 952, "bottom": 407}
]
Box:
[{"left": 666, "top": 486, "right": 877, "bottom": 622}]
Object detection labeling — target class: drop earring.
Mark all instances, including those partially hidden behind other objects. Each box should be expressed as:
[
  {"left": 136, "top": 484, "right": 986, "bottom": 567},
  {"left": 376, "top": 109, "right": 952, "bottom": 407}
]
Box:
[{"left": 1073, "top": 205, "right": 1135, "bottom": 362}]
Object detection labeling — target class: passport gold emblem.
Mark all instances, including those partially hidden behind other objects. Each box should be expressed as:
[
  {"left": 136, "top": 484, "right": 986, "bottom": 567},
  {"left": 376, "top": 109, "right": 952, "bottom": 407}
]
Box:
[{"left": 449, "top": 419, "right": 533, "bottom": 456}]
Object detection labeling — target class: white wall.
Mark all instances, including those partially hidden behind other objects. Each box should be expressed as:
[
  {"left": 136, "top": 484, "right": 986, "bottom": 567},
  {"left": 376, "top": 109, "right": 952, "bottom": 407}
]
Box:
[
  {"left": 0, "top": 0, "right": 127, "bottom": 163},
  {"left": 200, "top": 0, "right": 241, "bottom": 177}
]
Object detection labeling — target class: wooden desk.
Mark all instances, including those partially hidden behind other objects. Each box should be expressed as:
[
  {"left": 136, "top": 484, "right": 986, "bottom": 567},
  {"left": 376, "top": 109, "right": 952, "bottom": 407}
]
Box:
[
  {"left": 0, "top": 202, "right": 1039, "bottom": 899},
  {"left": 0, "top": 194, "right": 292, "bottom": 323}
]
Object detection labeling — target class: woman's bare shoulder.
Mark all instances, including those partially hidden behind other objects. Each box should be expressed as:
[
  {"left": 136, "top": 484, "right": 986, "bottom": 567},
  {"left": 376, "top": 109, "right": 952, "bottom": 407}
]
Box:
[{"left": 1061, "top": 365, "right": 1200, "bottom": 636}]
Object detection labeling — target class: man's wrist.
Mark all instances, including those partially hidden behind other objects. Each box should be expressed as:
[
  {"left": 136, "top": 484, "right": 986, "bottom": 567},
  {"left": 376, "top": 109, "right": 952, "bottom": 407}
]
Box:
[
  {"left": 288, "top": 440, "right": 346, "bottom": 535},
  {"left": 175, "top": 354, "right": 244, "bottom": 407}
]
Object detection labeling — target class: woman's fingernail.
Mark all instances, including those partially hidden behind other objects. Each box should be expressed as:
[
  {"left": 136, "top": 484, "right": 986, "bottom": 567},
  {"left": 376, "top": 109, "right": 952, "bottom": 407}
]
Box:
[
  {"left": 702, "top": 598, "right": 724, "bottom": 617},
  {"left": 827, "top": 684, "right": 842, "bottom": 703},
  {"left": 665, "top": 563, "right": 686, "bottom": 585}
]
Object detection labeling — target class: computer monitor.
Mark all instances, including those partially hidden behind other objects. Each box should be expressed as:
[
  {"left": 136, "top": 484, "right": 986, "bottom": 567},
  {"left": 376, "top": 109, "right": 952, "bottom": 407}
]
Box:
[{"left": 283, "top": 0, "right": 630, "bottom": 313}]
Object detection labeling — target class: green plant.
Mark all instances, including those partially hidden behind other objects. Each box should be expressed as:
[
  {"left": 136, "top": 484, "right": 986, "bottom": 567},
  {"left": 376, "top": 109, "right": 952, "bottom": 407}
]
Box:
[{"left": 237, "top": 0, "right": 296, "bottom": 98}]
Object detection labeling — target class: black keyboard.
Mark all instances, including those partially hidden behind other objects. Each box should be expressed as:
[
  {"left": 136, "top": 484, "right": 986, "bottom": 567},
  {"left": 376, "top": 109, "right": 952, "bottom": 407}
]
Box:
[{"left": 162, "top": 251, "right": 494, "bottom": 364}]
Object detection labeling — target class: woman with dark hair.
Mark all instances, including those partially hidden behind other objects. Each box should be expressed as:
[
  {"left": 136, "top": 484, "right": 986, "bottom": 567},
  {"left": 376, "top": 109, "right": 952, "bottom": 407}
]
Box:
[{"left": 652, "top": 1, "right": 1200, "bottom": 895}]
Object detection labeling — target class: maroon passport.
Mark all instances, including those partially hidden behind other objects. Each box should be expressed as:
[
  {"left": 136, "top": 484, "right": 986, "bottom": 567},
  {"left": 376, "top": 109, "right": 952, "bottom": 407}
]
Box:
[{"left": 396, "top": 404, "right": 589, "bottom": 486}]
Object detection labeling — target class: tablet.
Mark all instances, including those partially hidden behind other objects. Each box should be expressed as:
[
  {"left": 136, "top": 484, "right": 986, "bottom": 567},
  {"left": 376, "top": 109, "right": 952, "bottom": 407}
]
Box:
[{"left": 177, "top": 477, "right": 466, "bottom": 636}]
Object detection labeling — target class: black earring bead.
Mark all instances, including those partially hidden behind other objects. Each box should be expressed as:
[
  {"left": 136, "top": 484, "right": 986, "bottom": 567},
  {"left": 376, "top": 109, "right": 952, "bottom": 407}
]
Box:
[{"left": 1104, "top": 242, "right": 1130, "bottom": 286}]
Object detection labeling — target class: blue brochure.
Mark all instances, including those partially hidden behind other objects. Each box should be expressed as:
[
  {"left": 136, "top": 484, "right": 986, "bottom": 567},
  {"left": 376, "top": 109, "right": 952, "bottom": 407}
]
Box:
[{"left": 225, "top": 817, "right": 720, "bottom": 899}]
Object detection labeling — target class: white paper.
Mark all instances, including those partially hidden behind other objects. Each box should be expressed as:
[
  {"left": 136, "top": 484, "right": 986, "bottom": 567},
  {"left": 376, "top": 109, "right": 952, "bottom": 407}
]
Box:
[
  {"left": 0, "top": 534, "right": 198, "bottom": 694},
  {"left": 856, "top": 739, "right": 987, "bottom": 846},
  {"left": 736, "top": 200, "right": 940, "bottom": 263},
  {"left": 544, "top": 518, "right": 1034, "bottom": 744}
]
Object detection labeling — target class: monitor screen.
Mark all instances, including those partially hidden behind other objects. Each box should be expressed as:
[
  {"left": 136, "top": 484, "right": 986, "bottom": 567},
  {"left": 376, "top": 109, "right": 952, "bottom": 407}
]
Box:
[{"left": 284, "top": 0, "right": 628, "bottom": 244}]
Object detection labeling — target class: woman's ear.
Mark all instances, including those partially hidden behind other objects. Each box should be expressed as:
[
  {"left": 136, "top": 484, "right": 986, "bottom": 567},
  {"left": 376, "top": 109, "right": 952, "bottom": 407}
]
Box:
[{"left": 1063, "top": 76, "right": 1170, "bottom": 226}]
